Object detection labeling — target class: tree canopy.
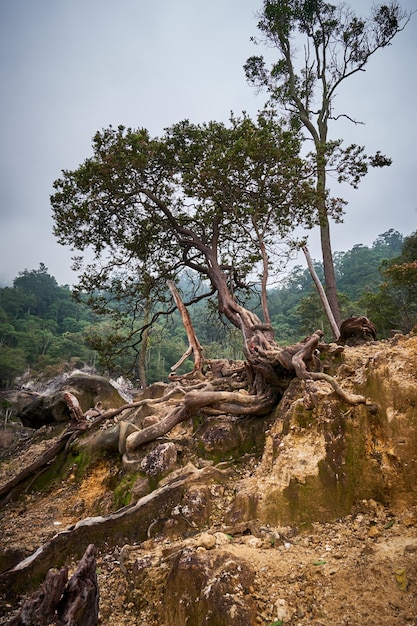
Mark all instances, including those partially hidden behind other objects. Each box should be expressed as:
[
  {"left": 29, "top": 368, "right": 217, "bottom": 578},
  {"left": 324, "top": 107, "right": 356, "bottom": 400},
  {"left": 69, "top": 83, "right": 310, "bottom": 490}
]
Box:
[
  {"left": 50, "top": 108, "right": 377, "bottom": 441},
  {"left": 51, "top": 111, "right": 316, "bottom": 334},
  {"left": 244, "top": 0, "right": 411, "bottom": 329}
]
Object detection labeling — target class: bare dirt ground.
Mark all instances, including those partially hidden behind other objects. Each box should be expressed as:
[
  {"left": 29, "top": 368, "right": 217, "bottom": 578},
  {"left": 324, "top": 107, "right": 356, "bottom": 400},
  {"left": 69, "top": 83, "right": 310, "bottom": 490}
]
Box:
[{"left": 0, "top": 424, "right": 416, "bottom": 625}]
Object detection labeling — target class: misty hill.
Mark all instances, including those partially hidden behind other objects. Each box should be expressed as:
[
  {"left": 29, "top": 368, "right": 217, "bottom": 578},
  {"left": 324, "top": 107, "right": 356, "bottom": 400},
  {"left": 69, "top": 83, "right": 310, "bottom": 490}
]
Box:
[{"left": 0, "top": 229, "right": 416, "bottom": 388}]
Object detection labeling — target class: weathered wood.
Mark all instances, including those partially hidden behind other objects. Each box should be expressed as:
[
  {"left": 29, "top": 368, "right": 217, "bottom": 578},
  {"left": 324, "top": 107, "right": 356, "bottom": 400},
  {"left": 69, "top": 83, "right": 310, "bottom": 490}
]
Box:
[
  {"left": 57, "top": 544, "right": 99, "bottom": 626},
  {"left": 0, "top": 394, "right": 85, "bottom": 503},
  {"left": 0, "top": 429, "right": 77, "bottom": 503},
  {"left": 291, "top": 331, "right": 366, "bottom": 405},
  {"left": 9, "top": 566, "right": 68, "bottom": 625},
  {"left": 167, "top": 280, "right": 205, "bottom": 379},
  {"left": 124, "top": 383, "right": 274, "bottom": 453},
  {"left": 0, "top": 466, "right": 225, "bottom": 598},
  {"left": 339, "top": 316, "right": 377, "bottom": 345},
  {"left": 0, "top": 387, "right": 190, "bottom": 503},
  {"left": 7, "top": 545, "right": 98, "bottom": 626},
  {"left": 63, "top": 391, "right": 85, "bottom": 423},
  {"left": 302, "top": 245, "right": 340, "bottom": 341}
]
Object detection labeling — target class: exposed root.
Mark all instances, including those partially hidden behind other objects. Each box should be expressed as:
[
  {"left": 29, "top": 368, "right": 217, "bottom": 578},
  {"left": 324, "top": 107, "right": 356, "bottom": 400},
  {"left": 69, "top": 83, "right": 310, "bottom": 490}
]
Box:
[
  {"left": 0, "top": 465, "right": 226, "bottom": 599},
  {"left": 123, "top": 382, "right": 276, "bottom": 454},
  {"left": 291, "top": 331, "right": 366, "bottom": 405}
]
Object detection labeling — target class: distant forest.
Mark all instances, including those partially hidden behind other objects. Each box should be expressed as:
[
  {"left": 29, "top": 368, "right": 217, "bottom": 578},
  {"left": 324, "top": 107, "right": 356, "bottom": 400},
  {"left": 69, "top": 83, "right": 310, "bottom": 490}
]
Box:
[{"left": 0, "top": 229, "right": 416, "bottom": 389}]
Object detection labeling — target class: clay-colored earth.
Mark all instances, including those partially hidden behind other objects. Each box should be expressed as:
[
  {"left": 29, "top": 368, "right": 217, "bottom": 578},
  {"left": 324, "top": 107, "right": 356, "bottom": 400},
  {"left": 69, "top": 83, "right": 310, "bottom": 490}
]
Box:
[{"left": 0, "top": 335, "right": 416, "bottom": 625}]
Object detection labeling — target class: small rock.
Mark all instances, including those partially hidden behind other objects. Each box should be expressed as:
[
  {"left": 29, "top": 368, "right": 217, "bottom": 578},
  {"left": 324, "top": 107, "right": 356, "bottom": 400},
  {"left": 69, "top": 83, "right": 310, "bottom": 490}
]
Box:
[
  {"left": 244, "top": 536, "right": 263, "bottom": 549},
  {"left": 214, "top": 532, "right": 232, "bottom": 546},
  {"left": 401, "top": 511, "right": 417, "bottom": 527},
  {"left": 142, "top": 415, "right": 161, "bottom": 428},
  {"left": 274, "top": 598, "right": 292, "bottom": 622},
  {"left": 196, "top": 533, "right": 216, "bottom": 550},
  {"left": 131, "top": 476, "right": 151, "bottom": 499},
  {"left": 404, "top": 543, "right": 417, "bottom": 554},
  {"left": 368, "top": 526, "right": 381, "bottom": 538},
  {"left": 140, "top": 442, "right": 177, "bottom": 478}
]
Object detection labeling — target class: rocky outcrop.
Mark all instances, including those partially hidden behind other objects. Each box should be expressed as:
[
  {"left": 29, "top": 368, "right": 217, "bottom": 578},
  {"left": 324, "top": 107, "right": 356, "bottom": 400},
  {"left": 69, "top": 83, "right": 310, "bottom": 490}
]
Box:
[
  {"left": 16, "top": 372, "right": 127, "bottom": 428},
  {"left": 1, "top": 335, "right": 417, "bottom": 624},
  {"left": 226, "top": 333, "right": 417, "bottom": 526}
]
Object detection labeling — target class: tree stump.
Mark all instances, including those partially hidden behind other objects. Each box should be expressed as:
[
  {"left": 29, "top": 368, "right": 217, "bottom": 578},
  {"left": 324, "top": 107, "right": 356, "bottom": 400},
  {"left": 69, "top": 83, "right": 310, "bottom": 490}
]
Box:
[
  {"left": 339, "top": 316, "right": 377, "bottom": 345},
  {"left": 9, "top": 544, "right": 99, "bottom": 626}
]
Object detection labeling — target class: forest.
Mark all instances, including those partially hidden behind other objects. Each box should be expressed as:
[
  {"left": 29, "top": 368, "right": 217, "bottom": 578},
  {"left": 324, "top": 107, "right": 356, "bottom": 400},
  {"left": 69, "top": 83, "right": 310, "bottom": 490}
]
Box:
[{"left": 0, "top": 228, "right": 415, "bottom": 390}]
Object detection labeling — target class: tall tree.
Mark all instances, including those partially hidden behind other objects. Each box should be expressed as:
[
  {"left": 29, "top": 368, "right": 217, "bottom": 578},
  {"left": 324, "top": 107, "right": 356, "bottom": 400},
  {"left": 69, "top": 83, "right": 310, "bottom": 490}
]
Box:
[
  {"left": 360, "top": 233, "right": 417, "bottom": 336},
  {"left": 51, "top": 113, "right": 315, "bottom": 376},
  {"left": 13, "top": 263, "right": 61, "bottom": 318},
  {"left": 51, "top": 112, "right": 366, "bottom": 436},
  {"left": 244, "top": 0, "right": 410, "bottom": 329}
]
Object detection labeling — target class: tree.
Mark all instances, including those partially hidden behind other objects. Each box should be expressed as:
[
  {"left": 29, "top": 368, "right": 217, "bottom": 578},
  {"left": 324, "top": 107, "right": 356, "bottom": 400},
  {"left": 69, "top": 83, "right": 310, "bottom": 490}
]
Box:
[
  {"left": 14, "top": 263, "right": 61, "bottom": 318},
  {"left": 51, "top": 112, "right": 315, "bottom": 376},
  {"left": 0, "top": 269, "right": 99, "bottom": 385},
  {"left": 361, "top": 230, "right": 417, "bottom": 335},
  {"left": 51, "top": 112, "right": 366, "bottom": 449},
  {"left": 334, "top": 230, "right": 404, "bottom": 301},
  {"left": 244, "top": 0, "right": 410, "bottom": 329}
]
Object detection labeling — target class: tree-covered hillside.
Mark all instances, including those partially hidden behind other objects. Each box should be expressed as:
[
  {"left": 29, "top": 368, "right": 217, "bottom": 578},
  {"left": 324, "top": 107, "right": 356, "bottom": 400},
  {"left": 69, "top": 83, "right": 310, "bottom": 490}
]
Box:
[{"left": 0, "top": 230, "right": 415, "bottom": 389}]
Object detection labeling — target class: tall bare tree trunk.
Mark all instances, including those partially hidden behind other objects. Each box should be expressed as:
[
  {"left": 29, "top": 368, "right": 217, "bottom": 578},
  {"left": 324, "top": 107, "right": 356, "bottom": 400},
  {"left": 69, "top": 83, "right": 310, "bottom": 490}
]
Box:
[
  {"left": 316, "top": 145, "right": 341, "bottom": 329},
  {"left": 137, "top": 297, "right": 151, "bottom": 388},
  {"left": 302, "top": 245, "right": 340, "bottom": 340}
]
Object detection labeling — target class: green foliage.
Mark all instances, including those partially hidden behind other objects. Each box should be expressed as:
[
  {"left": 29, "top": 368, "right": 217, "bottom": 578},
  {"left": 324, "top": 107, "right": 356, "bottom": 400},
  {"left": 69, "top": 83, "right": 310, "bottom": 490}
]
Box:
[
  {"left": 50, "top": 111, "right": 320, "bottom": 373},
  {"left": 245, "top": 0, "right": 410, "bottom": 321},
  {"left": 268, "top": 229, "right": 406, "bottom": 341},
  {"left": 334, "top": 230, "right": 403, "bottom": 301},
  {"left": 359, "top": 231, "right": 417, "bottom": 335},
  {"left": 51, "top": 113, "right": 315, "bottom": 297},
  {"left": 0, "top": 230, "right": 411, "bottom": 387},
  {"left": 246, "top": 0, "right": 409, "bottom": 184},
  {"left": 0, "top": 265, "right": 97, "bottom": 387}
]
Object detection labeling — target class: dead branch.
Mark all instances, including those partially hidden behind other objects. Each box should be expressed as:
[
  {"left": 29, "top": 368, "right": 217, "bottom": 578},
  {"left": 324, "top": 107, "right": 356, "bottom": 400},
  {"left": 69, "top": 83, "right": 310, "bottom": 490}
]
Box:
[
  {"left": 63, "top": 392, "right": 85, "bottom": 423},
  {"left": 302, "top": 245, "right": 340, "bottom": 341},
  {"left": 0, "top": 431, "right": 76, "bottom": 503},
  {"left": 167, "top": 280, "right": 205, "bottom": 380},
  {"left": 0, "top": 386, "right": 191, "bottom": 503},
  {"left": 0, "top": 393, "right": 88, "bottom": 503}
]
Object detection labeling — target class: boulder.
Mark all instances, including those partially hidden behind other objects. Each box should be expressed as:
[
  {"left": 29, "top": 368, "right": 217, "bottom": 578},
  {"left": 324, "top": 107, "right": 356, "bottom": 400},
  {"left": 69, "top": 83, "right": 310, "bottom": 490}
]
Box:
[
  {"left": 164, "top": 549, "right": 257, "bottom": 626},
  {"left": 17, "top": 372, "right": 126, "bottom": 429},
  {"left": 140, "top": 442, "right": 177, "bottom": 478}
]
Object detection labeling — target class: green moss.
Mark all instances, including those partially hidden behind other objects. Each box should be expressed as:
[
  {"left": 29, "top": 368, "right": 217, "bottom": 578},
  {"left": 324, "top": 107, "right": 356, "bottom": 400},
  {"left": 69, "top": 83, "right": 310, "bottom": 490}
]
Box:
[
  {"left": 71, "top": 448, "right": 95, "bottom": 480},
  {"left": 260, "top": 407, "right": 389, "bottom": 528},
  {"left": 113, "top": 472, "right": 141, "bottom": 509},
  {"left": 292, "top": 402, "right": 314, "bottom": 429},
  {"left": 27, "top": 445, "right": 107, "bottom": 496}
]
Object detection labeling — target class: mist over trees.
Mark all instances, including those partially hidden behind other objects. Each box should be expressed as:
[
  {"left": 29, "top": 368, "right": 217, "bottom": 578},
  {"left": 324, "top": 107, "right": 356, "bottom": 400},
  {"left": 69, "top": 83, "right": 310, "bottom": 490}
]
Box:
[
  {"left": 1, "top": 230, "right": 415, "bottom": 389},
  {"left": 1, "top": 2, "right": 413, "bottom": 392}
]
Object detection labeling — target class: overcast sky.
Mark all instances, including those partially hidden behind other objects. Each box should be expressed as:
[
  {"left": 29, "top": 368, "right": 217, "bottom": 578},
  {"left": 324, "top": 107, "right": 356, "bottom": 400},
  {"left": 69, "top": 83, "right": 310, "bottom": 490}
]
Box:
[{"left": 0, "top": 0, "right": 416, "bottom": 287}]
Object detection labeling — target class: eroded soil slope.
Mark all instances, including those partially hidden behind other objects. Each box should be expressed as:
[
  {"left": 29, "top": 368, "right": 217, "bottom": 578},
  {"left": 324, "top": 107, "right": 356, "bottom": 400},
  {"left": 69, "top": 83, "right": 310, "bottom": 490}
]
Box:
[{"left": 0, "top": 335, "right": 416, "bottom": 625}]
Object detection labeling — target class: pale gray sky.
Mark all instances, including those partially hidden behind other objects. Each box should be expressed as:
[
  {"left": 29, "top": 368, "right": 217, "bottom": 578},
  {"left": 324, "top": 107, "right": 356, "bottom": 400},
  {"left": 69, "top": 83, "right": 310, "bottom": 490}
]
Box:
[{"left": 0, "top": 0, "right": 416, "bottom": 286}]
